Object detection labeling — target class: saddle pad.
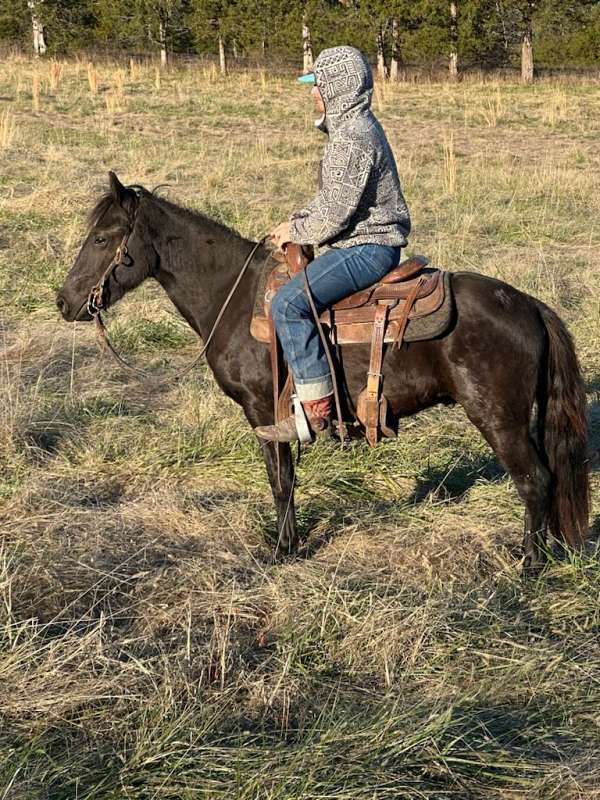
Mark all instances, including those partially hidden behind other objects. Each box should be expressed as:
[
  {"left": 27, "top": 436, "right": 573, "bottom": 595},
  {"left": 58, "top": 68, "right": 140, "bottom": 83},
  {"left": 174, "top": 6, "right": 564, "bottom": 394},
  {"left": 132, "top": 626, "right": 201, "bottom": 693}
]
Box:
[
  {"left": 319, "top": 271, "right": 453, "bottom": 345},
  {"left": 396, "top": 270, "right": 453, "bottom": 342}
]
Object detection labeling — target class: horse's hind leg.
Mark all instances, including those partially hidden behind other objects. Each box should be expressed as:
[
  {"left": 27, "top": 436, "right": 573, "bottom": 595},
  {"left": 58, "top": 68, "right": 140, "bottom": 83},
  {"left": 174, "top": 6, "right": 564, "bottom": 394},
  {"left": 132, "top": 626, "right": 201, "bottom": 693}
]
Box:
[{"left": 472, "top": 420, "right": 551, "bottom": 574}]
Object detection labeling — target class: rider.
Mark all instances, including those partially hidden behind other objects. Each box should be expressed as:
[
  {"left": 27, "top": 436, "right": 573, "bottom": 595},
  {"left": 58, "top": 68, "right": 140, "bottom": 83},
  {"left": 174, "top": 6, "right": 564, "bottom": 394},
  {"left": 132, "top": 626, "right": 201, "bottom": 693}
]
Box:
[{"left": 255, "top": 45, "right": 411, "bottom": 443}]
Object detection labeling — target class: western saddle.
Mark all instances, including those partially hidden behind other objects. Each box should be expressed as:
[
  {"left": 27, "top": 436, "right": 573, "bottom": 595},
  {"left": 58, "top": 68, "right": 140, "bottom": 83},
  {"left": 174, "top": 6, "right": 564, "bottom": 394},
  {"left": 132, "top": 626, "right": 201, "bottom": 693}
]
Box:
[{"left": 250, "top": 244, "right": 447, "bottom": 445}]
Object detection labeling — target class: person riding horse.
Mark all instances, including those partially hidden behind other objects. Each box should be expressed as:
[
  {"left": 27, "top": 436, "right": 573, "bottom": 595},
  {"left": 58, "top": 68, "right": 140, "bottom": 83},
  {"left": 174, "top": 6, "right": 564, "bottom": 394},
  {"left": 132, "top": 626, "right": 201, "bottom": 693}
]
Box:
[{"left": 255, "top": 45, "right": 411, "bottom": 443}]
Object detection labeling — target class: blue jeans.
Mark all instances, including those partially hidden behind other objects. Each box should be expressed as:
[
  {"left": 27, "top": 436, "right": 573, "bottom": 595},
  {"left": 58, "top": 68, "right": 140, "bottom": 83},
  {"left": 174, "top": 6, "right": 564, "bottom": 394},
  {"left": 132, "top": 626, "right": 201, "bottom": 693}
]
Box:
[{"left": 271, "top": 244, "right": 401, "bottom": 402}]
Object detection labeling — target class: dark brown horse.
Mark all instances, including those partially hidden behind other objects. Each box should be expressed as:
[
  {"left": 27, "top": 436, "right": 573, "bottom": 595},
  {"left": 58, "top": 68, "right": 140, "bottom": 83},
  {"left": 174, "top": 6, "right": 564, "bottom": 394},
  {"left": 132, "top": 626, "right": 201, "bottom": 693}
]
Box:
[{"left": 56, "top": 173, "right": 590, "bottom": 572}]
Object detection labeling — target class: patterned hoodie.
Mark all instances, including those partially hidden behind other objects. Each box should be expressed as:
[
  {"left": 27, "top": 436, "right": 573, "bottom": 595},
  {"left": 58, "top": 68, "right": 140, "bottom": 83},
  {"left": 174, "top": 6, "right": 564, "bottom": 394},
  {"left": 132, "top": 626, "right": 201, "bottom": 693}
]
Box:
[{"left": 289, "top": 46, "right": 411, "bottom": 250}]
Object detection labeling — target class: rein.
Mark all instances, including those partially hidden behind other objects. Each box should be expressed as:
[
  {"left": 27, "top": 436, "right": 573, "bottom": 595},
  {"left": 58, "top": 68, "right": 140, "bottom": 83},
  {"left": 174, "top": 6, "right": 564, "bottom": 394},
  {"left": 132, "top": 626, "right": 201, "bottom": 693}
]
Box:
[{"left": 87, "top": 209, "right": 267, "bottom": 381}]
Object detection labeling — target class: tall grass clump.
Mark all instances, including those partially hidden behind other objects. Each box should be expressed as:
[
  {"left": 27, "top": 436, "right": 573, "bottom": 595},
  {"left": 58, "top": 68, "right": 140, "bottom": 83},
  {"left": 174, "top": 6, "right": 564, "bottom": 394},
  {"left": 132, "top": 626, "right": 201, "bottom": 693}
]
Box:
[
  {"left": 87, "top": 61, "right": 99, "bottom": 96},
  {"left": 31, "top": 73, "right": 41, "bottom": 111},
  {"left": 481, "top": 86, "right": 505, "bottom": 126},
  {"left": 443, "top": 131, "right": 457, "bottom": 195},
  {"left": 49, "top": 60, "right": 63, "bottom": 92},
  {"left": 0, "top": 110, "right": 16, "bottom": 148}
]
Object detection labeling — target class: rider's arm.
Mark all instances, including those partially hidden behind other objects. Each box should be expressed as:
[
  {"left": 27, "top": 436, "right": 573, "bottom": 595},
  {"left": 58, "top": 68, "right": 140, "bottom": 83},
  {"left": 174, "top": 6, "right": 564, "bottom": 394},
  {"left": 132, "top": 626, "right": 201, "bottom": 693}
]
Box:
[{"left": 289, "top": 139, "right": 373, "bottom": 247}]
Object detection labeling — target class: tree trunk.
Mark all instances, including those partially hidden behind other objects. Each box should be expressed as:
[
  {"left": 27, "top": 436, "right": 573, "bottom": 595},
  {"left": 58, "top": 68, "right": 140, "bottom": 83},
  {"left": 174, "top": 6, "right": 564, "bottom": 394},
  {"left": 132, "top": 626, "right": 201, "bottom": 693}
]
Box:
[
  {"left": 28, "top": 1, "right": 47, "bottom": 57},
  {"left": 521, "top": 29, "right": 533, "bottom": 83},
  {"left": 218, "top": 34, "right": 227, "bottom": 75},
  {"left": 232, "top": 38, "right": 238, "bottom": 59},
  {"left": 449, "top": 1, "right": 458, "bottom": 82},
  {"left": 390, "top": 17, "right": 400, "bottom": 81},
  {"left": 376, "top": 24, "right": 387, "bottom": 81},
  {"left": 302, "top": 18, "right": 313, "bottom": 73},
  {"left": 521, "top": 2, "right": 535, "bottom": 84},
  {"left": 159, "top": 19, "right": 167, "bottom": 67}
]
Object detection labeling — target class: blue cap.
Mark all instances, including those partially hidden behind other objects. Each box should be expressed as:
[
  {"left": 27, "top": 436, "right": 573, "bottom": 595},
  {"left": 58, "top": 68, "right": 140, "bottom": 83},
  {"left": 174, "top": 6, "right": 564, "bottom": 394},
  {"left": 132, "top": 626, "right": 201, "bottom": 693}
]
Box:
[{"left": 297, "top": 72, "right": 316, "bottom": 84}]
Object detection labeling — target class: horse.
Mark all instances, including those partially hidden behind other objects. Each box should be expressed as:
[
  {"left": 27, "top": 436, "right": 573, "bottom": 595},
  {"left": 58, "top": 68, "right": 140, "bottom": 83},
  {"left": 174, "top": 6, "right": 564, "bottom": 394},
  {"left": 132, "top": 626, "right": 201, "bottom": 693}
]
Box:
[{"left": 56, "top": 172, "right": 590, "bottom": 573}]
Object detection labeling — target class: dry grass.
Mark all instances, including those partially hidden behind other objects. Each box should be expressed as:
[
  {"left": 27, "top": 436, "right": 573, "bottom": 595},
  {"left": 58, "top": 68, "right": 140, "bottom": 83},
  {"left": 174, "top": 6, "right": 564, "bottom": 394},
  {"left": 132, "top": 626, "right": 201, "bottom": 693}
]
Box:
[
  {"left": 0, "top": 55, "right": 599, "bottom": 799},
  {"left": 0, "top": 109, "right": 16, "bottom": 148}
]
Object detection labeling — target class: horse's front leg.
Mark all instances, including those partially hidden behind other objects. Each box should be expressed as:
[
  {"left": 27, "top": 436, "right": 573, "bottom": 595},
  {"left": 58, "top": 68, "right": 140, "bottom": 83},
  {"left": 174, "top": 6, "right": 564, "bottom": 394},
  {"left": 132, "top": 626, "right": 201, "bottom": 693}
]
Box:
[
  {"left": 241, "top": 393, "right": 298, "bottom": 557},
  {"left": 259, "top": 439, "right": 298, "bottom": 557}
]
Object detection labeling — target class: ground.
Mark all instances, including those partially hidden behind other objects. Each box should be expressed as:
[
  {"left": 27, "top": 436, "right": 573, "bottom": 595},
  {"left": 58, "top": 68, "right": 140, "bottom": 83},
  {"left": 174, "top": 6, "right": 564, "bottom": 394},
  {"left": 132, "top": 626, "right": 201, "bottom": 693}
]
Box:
[{"left": 0, "top": 56, "right": 599, "bottom": 799}]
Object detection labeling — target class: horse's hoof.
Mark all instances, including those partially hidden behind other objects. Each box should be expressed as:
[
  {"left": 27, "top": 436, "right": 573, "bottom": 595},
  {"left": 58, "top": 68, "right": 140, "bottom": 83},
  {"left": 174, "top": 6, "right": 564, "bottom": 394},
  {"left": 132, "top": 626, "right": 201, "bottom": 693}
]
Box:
[
  {"left": 521, "top": 558, "right": 546, "bottom": 579},
  {"left": 272, "top": 536, "right": 299, "bottom": 563}
]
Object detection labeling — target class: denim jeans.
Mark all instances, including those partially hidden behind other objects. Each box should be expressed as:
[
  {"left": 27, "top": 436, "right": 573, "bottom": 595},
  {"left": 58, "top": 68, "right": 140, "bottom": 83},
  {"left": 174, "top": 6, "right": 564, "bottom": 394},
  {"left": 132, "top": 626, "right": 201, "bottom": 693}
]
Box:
[{"left": 271, "top": 243, "right": 401, "bottom": 402}]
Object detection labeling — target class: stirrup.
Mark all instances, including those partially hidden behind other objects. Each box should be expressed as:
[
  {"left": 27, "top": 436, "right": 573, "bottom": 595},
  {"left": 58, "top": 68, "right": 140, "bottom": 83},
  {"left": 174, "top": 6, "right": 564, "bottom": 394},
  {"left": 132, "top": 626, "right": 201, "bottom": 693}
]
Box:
[{"left": 292, "top": 394, "right": 313, "bottom": 444}]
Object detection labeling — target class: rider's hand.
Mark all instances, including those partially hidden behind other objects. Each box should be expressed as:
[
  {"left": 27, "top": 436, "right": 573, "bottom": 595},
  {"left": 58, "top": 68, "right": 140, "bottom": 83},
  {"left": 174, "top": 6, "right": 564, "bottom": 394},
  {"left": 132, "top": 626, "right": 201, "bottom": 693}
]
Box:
[{"left": 270, "top": 222, "right": 292, "bottom": 250}]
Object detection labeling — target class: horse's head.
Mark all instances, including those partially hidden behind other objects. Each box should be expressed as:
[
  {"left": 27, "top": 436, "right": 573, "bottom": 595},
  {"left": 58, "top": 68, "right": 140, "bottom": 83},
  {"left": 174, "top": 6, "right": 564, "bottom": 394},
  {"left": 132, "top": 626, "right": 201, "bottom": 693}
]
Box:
[{"left": 56, "top": 172, "right": 158, "bottom": 322}]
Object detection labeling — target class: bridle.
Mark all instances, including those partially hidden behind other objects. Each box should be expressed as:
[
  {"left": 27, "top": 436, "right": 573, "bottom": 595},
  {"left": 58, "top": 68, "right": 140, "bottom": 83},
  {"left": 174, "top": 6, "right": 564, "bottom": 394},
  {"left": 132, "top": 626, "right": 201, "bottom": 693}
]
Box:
[
  {"left": 87, "top": 231, "right": 133, "bottom": 317},
  {"left": 85, "top": 199, "right": 266, "bottom": 381}
]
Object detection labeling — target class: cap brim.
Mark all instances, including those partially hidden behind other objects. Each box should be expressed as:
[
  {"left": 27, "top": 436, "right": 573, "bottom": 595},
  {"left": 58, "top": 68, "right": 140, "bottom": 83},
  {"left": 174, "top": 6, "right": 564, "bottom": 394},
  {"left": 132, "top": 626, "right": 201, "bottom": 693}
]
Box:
[{"left": 297, "top": 72, "right": 316, "bottom": 84}]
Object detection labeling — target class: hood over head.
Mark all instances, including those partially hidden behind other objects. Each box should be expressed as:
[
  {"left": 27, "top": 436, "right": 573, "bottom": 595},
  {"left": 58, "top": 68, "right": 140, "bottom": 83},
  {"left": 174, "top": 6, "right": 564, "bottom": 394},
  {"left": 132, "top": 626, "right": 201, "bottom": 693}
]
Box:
[{"left": 313, "top": 46, "right": 373, "bottom": 134}]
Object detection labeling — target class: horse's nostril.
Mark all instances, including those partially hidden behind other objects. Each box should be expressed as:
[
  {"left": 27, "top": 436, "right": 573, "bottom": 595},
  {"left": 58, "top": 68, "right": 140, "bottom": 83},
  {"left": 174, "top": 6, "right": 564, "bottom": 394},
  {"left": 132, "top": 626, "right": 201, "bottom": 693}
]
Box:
[{"left": 56, "top": 295, "right": 68, "bottom": 316}]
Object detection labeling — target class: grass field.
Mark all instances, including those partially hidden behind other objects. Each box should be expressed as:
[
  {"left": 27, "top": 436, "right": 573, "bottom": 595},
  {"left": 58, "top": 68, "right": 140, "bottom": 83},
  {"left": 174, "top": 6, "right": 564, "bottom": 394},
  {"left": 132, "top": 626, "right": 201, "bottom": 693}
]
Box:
[{"left": 0, "top": 55, "right": 599, "bottom": 799}]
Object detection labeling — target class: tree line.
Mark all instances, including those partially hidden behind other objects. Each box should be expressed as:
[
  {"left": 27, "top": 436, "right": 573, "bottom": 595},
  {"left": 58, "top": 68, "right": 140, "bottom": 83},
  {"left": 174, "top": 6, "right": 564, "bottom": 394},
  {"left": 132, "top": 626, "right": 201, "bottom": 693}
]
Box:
[{"left": 1, "top": 1, "right": 599, "bottom": 81}]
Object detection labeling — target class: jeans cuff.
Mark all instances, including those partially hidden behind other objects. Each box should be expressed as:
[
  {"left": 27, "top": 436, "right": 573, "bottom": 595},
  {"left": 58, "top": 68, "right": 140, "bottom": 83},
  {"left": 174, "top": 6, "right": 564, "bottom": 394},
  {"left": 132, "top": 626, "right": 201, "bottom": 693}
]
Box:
[{"left": 294, "top": 375, "right": 333, "bottom": 402}]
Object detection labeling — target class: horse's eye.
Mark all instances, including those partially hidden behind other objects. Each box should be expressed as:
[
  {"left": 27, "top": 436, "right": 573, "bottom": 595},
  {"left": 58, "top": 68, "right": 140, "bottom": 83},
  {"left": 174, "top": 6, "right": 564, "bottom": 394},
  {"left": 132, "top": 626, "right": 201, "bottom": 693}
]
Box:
[{"left": 94, "top": 235, "right": 107, "bottom": 246}]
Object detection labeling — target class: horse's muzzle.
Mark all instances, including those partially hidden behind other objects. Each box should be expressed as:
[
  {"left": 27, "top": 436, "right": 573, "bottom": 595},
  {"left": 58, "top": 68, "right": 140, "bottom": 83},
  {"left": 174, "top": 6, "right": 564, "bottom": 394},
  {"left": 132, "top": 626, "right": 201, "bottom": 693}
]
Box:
[{"left": 56, "top": 293, "right": 93, "bottom": 322}]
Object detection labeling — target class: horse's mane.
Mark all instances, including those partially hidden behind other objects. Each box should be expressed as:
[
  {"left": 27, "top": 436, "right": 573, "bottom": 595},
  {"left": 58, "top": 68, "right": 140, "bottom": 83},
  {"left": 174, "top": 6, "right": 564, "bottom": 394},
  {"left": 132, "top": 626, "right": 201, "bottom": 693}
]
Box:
[
  {"left": 87, "top": 192, "right": 117, "bottom": 230},
  {"left": 87, "top": 184, "right": 150, "bottom": 230},
  {"left": 87, "top": 183, "right": 246, "bottom": 243}
]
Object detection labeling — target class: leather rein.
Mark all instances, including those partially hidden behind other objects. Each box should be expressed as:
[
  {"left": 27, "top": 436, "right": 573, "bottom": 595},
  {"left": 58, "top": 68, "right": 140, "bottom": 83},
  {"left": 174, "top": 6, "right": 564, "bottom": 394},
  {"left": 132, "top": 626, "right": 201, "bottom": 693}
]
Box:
[{"left": 86, "top": 208, "right": 266, "bottom": 381}]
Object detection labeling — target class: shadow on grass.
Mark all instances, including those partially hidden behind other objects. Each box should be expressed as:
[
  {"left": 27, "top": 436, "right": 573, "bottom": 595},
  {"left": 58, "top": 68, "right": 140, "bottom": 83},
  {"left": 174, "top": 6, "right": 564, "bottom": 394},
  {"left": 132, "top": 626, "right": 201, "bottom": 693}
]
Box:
[
  {"left": 288, "top": 449, "right": 506, "bottom": 558},
  {"left": 24, "top": 677, "right": 597, "bottom": 800},
  {"left": 408, "top": 452, "right": 505, "bottom": 505}
]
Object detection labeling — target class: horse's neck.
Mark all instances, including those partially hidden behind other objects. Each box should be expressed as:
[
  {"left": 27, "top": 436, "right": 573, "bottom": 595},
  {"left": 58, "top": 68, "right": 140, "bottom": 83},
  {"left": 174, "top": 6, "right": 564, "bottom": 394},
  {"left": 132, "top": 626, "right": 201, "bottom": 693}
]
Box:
[{"left": 151, "top": 202, "right": 259, "bottom": 341}]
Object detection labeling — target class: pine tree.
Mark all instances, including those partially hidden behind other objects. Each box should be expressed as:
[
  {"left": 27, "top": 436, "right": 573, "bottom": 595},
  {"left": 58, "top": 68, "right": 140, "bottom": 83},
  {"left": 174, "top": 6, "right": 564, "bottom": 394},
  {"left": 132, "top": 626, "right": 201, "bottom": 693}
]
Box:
[
  {"left": 93, "top": 0, "right": 142, "bottom": 49},
  {"left": 189, "top": 0, "right": 243, "bottom": 71},
  {"left": 303, "top": 13, "right": 314, "bottom": 72},
  {"left": 139, "top": 0, "right": 191, "bottom": 65},
  {"left": 386, "top": 1, "right": 420, "bottom": 79},
  {"left": 0, "top": 0, "right": 30, "bottom": 47},
  {"left": 456, "top": 0, "right": 507, "bottom": 68},
  {"left": 350, "top": 1, "right": 391, "bottom": 79},
  {"left": 531, "top": 0, "right": 599, "bottom": 67},
  {"left": 15, "top": 0, "right": 97, "bottom": 54}
]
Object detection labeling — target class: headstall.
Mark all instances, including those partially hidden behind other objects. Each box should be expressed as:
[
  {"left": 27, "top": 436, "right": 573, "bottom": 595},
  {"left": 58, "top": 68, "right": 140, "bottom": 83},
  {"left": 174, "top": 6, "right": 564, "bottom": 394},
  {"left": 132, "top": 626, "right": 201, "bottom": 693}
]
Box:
[
  {"left": 84, "top": 201, "right": 266, "bottom": 381},
  {"left": 87, "top": 227, "right": 134, "bottom": 317}
]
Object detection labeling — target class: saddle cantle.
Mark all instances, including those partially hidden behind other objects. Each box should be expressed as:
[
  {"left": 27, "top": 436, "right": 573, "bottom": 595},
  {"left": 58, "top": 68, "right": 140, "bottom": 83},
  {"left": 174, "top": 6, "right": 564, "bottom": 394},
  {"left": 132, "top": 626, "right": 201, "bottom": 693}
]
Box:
[{"left": 251, "top": 244, "right": 453, "bottom": 445}]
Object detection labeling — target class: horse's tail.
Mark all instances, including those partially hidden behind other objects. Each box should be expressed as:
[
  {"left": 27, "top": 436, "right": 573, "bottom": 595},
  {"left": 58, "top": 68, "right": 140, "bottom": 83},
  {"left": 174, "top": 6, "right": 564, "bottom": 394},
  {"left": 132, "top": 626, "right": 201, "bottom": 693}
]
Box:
[{"left": 537, "top": 301, "right": 589, "bottom": 547}]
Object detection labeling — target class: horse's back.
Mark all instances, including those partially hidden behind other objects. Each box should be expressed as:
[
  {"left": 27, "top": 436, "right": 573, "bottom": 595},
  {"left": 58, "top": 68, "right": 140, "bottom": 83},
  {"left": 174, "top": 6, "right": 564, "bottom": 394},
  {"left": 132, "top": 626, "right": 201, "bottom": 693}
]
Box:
[
  {"left": 343, "top": 270, "right": 547, "bottom": 420},
  {"left": 450, "top": 271, "right": 542, "bottom": 326},
  {"left": 435, "top": 270, "right": 547, "bottom": 416}
]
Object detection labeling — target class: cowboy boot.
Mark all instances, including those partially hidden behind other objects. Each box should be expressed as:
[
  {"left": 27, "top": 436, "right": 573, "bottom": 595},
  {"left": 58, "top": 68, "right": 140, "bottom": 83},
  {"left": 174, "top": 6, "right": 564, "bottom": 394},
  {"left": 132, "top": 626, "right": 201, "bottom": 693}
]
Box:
[{"left": 255, "top": 396, "right": 332, "bottom": 443}]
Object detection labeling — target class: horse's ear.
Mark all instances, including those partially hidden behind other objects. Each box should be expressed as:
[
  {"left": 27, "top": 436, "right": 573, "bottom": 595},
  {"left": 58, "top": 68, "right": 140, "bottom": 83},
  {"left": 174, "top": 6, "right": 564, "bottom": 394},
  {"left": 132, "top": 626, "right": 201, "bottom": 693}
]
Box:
[
  {"left": 108, "top": 170, "right": 137, "bottom": 217},
  {"left": 108, "top": 171, "right": 126, "bottom": 204}
]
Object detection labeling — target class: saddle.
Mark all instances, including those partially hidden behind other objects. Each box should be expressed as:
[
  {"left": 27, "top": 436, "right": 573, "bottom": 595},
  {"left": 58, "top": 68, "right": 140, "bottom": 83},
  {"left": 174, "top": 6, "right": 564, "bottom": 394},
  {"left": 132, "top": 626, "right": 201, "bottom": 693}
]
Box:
[{"left": 250, "top": 244, "right": 450, "bottom": 445}]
